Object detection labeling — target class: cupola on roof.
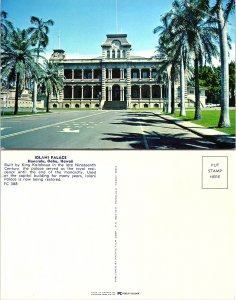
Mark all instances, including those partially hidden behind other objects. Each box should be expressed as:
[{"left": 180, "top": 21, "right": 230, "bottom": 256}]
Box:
[{"left": 101, "top": 34, "right": 131, "bottom": 47}]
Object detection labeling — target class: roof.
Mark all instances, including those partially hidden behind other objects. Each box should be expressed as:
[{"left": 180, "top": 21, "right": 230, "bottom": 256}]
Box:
[{"left": 101, "top": 34, "right": 131, "bottom": 47}]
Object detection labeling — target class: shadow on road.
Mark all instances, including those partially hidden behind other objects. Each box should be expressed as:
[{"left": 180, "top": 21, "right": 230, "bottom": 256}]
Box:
[
  {"left": 111, "top": 117, "right": 167, "bottom": 127},
  {"left": 102, "top": 131, "right": 218, "bottom": 149},
  {"left": 103, "top": 111, "right": 233, "bottom": 149}
]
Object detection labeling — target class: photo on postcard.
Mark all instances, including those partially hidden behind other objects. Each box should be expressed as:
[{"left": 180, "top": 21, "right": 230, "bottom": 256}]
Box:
[{"left": 1, "top": 0, "right": 235, "bottom": 300}]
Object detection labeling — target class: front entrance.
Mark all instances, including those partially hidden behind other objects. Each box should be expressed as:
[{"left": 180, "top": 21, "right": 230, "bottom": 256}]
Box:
[{"left": 112, "top": 84, "right": 120, "bottom": 101}]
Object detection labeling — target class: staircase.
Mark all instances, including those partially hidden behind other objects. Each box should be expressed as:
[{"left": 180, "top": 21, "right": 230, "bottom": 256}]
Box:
[{"left": 102, "top": 101, "right": 127, "bottom": 110}]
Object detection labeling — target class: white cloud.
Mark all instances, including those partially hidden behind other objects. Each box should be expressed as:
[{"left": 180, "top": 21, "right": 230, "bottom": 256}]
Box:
[
  {"left": 42, "top": 51, "right": 99, "bottom": 60},
  {"left": 132, "top": 49, "right": 156, "bottom": 58},
  {"left": 212, "top": 43, "right": 235, "bottom": 66},
  {"left": 43, "top": 43, "right": 235, "bottom": 64},
  {"left": 65, "top": 53, "right": 99, "bottom": 59},
  {"left": 229, "top": 43, "right": 235, "bottom": 61}
]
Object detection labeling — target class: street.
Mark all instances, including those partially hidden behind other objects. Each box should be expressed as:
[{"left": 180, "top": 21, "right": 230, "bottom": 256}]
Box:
[{"left": 1, "top": 110, "right": 219, "bottom": 149}]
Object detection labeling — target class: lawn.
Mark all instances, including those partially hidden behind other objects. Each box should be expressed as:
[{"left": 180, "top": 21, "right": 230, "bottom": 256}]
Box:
[
  {"left": 1, "top": 111, "right": 46, "bottom": 117},
  {"left": 50, "top": 108, "right": 97, "bottom": 111},
  {"left": 0, "top": 107, "right": 97, "bottom": 116},
  {"left": 168, "top": 109, "right": 235, "bottom": 135}
]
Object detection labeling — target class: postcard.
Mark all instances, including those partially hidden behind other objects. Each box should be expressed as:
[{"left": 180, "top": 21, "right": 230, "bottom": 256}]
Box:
[{"left": 1, "top": 0, "right": 235, "bottom": 299}]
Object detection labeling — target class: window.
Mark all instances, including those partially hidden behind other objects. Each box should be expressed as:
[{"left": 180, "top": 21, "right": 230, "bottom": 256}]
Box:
[
  {"left": 64, "top": 69, "right": 72, "bottom": 79},
  {"left": 142, "top": 72, "right": 148, "bottom": 79}
]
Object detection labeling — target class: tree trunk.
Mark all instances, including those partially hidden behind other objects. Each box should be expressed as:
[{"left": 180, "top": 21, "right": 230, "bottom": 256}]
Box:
[
  {"left": 167, "top": 76, "right": 172, "bottom": 113},
  {"left": 163, "top": 85, "right": 167, "bottom": 112},
  {"left": 180, "top": 49, "right": 186, "bottom": 116},
  {"left": 171, "top": 66, "right": 175, "bottom": 114},
  {"left": 217, "top": 2, "right": 230, "bottom": 127},
  {"left": 46, "top": 94, "right": 50, "bottom": 112},
  {"left": 194, "top": 57, "right": 201, "bottom": 120},
  {"left": 32, "top": 81, "right": 38, "bottom": 113},
  {"left": 14, "top": 72, "right": 20, "bottom": 115},
  {"left": 32, "top": 49, "right": 40, "bottom": 113}
]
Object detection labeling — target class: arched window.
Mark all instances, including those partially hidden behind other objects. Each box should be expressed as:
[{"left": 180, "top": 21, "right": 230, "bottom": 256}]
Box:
[
  {"left": 112, "top": 50, "right": 115, "bottom": 59},
  {"left": 117, "top": 50, "right": 120, "bottom": 59},
  {"left": 122, "top": 50, "right": 126, "bottom": 58},
  {"left": 107, "top": 50, "right": 110, "bottom": 59},
  {"left": 131, "top": 85, "right": 140, "bottom": 98}
]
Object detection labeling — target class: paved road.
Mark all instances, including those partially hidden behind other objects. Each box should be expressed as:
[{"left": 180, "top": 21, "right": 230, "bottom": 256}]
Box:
[{"left": 1, "top": 110, "right": 220, "bottom": 149}]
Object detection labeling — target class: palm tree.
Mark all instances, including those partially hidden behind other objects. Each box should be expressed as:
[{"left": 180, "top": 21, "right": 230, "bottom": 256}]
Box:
[
  {"left": 1, "top": 10, "right": 13, "bottom": 41},
  {"left": 29, "top": 16, "right": 54, "bottom": 113},
  {"left": 154, "top": 15, "right": 181, "bottom": 114},
  {"left": 1, "top": 28, "right": 40, "bottom": 114},
  {"left": 164, "top": 0, "right": 218, "bottom": 120},
  {"left": 211, "top": 0, "right": 235, "bottom": 127},
  {"left": 38, "top": 61, "right": 63, "bottom": 113},
  {"left": 182, "top": 0, "right": 234, "bottom": 126}
]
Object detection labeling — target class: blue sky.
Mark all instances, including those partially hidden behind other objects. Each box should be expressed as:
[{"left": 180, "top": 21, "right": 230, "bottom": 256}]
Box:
[{"left": 2, "top": 0, "right": 235, "bottom": 59}]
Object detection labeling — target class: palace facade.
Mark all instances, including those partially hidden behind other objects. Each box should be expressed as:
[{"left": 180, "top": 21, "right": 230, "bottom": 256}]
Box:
[
  {"left": 0, "top": 33, "right": 206, "bottom": 110},
  {"left": 50, "top": 33, "right": 170, "bottom": 109}
]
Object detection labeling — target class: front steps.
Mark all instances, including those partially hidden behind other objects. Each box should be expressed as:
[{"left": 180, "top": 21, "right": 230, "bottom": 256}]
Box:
[{"left": 102, "top": 100, "right": 127, "bottom": 110}]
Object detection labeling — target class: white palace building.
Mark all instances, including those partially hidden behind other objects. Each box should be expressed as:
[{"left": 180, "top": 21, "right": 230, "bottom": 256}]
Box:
[
  {"left": 1, "top": 33, "right": 206, "bottom": 110},
  {"left": 50, "top": 33, "right": 171, "bottom": 110}
]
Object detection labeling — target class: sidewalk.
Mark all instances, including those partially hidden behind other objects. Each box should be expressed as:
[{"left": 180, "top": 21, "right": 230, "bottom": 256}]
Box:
[{"left": 156, "top": 113, "right": 235, "bottom": 149}]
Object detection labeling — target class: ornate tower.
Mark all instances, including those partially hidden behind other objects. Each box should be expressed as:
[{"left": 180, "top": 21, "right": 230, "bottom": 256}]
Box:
[{"left": 101, "top": 34, "right": 132, "bottom": 108}]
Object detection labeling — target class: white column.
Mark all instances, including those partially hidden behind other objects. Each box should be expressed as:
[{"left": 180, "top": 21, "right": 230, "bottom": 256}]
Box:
[
  {"left": 139, "top": 85, "right": 142, "bottom": 99},
  {"left": 81, "top": 86, "right": 84, "bottom": 99},
  {"left": 102, "top": 67, "right": 106, "bottom": 102},
  {"left": 149, "top": 68, "right": 152, "bottom": 79},
  {"left": 72, "top": 69, "right": 74, "bottom": 79},
  {"left": 102, "top": 49, "right": 106, "bottom": 60},
  {"left": 71, "top": 86, "right": 74, "bottom": 99},
  {"left": 127, "top": 68, "right": 131, "bottom": 108},
  {"left": 120, "top": 69, "right": 124, "bottom": 79},
  {"left": 109, "top": 87, "right": 112, "bottom": 101},
  {"left": 82, "top": 69, "right": 84, "bottom": 80},
  {"left": 92, "top": 69, "right": 94, "bottom": 80},
  {"left": 121, "top": 87, "right": 124, "bottom": 101},
  {"left": 150, "top": 85, "right": 152, "bottom": 99},
  {"left": 91, "top": 86, "right": 94, "bottom": 99},
  {"left": 58, "top": 66, "right": 64, "bottom": 102},
  {"left": 160, "top": 85, "right": 162, "bottom": 98},
  {"left": 139, "top": 69, "right": 142, "bottom": 79}
]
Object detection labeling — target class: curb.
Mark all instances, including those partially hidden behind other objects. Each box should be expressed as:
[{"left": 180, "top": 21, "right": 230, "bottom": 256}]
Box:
[{"left": 155, "top": 113, "right": 235, "bottom": 149}]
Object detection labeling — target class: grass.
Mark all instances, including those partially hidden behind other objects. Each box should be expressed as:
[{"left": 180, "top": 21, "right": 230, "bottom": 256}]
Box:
[
  {"left": 166, "top": 109, "right": 235, "bottom": 135},
  {"left": 0, "top": 107, "right": 97, "bottom": 116},
  {"left": 50, "top": 108, "right": 97, "bottom": 111},
  {"left": 131, "top": 107, "right": 160, "bottom": 111},
  {"left": 1, "top": 111, "right": 46, "bottom": 116}
]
